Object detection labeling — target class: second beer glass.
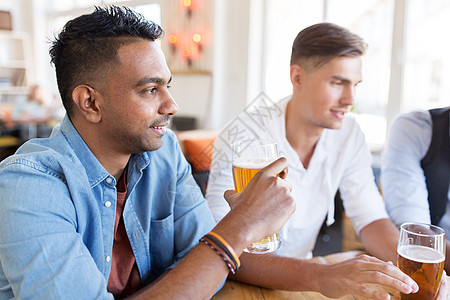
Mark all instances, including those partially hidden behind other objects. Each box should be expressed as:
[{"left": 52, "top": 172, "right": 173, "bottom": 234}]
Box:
[
  {"left": 232, "top": 140, "right": 281, "bottom": 254},
  {"left": 397, "top": 222, "right": 445, "bottom": 300}
]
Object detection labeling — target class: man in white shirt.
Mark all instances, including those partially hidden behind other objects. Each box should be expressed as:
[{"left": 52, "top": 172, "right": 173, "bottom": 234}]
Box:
[
  {"left": 208, "top": 22, "right": 397, "bottom": 261},
  {"left": 205, "top": 23, "right": 439, "bottom": 298},
  {"left": 208, "top": 94, "right": 390, "bottom": 259}
]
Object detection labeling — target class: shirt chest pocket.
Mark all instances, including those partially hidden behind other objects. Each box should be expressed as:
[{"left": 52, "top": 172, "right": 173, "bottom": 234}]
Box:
[{"left": 150, "top": 213, "right": 175, "bottom": 276}]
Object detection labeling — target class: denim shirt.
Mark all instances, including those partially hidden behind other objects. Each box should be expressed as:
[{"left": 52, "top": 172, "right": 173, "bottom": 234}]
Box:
[{"left": 0, "top": 115, "right": 216, "bottom": 299}]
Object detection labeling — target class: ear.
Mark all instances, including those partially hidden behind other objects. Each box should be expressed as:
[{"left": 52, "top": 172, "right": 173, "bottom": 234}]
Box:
[
  {"left": 71, "top": 85, "right": 102, "bottom": 123},
  {"left": 290, "top": 64, "right": 304, "bottom": 90}
]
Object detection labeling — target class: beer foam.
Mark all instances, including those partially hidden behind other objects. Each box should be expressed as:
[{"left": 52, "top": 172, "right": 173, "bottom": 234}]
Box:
[
  {"left": 398, "top": 245, "right": 445, "bottom": 264},
  {"left": 233, "top": 158, "right": 275, "bottom": 169}
]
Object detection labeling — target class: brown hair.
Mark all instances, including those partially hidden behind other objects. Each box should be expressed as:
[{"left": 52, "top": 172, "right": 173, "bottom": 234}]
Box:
[{"left": 290, "top": 22, "right": 367, "bottom": 70}]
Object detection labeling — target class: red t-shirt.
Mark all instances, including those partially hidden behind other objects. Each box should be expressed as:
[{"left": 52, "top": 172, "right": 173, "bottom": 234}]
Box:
[{"left": 107, "top": 169, "right": 141, "bottom": 298}]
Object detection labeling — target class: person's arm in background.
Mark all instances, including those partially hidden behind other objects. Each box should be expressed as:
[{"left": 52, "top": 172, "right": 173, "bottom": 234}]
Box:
[
  {"left": 381, "top": 111, "right": 432, "bottom": 227},
  {"left": 382, "top": 111, "right": 450, "bottom": 272},
  {"left": 229, "top": 250, "right": 419, "bottom": 299},
  {"left": 359, "top": 219, "right": 399, "bottom": 262}
]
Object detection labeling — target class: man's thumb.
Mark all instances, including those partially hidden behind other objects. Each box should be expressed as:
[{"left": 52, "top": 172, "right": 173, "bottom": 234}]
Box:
[{"left": 223, "top": 189, "right": 237, "bottom": 207}]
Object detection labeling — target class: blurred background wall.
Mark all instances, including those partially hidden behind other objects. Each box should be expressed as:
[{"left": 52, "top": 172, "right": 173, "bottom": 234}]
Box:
[{"left": 1, "top": 0, "right": 449, "bottom": 148}]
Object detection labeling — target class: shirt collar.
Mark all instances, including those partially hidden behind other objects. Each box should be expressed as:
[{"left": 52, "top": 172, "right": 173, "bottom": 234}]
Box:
[
  {"left": 59, "top": 115, "right": 112, "bottom": 188},
  {"left": 59, "top": 115, "right": 152, "bottom": 187}
]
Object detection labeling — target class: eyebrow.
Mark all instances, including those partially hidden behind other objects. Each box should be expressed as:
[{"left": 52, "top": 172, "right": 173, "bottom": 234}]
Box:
[
  {"left": 332, "top": 75, "right": 362, "bottom": 85},
  {"left": 135, "top": 76, "right": 172, "bottom": 88}
]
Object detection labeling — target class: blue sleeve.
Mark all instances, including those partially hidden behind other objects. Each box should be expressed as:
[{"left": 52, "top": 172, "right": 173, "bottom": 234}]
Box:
[
  {"left": 169, "top": 132, "right": 217, "bottom": 262},
  {"left": 381, "top": 111, "right": 433, "bottom": 226},
  {"left": 156, "top": 132, "right": 227, "bottom": 294}
]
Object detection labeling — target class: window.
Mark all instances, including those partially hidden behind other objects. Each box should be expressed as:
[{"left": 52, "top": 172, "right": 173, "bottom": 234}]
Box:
[
  {"left": 135, "top": 3, "right": 161, "bottom": 26},
  {"left": 403, "top": 0, "right": 450, "bottom": 111},
  {"left": 263, "top": 0, "right": 324, "bottom": 101},
  {"left": 263, "top": 0, "right": 393, "bottom": 146},
  {"left": 327, "top": 0, "right": 393, "bottom": 146},
  {"left": 327, "top": 0, "right": 394, "bottom": 117},
  {"left": 262, "top": 0, "right": 450, "bottom": 147}
]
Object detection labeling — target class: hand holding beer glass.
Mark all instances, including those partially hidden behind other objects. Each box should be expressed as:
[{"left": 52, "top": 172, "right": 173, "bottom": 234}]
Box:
[
  {"left": 232, "top": 140, "right": 281, "bottom": 254},
  {"left": 397, "top": 222, "right": 445, "bottom": 299}
]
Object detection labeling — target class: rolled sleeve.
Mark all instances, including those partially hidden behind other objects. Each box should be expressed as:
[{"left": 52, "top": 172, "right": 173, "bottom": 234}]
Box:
[
  {"left": 381, "top": 111, "right": 432, "bottom": 226},
  {"left": 339, "top": 124, "right": 388, "bottom": 234}
]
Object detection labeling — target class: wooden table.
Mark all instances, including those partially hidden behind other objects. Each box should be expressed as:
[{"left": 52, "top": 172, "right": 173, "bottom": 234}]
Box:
[{"left": 212, "top": 250, "right": 396, "bottom": 299}]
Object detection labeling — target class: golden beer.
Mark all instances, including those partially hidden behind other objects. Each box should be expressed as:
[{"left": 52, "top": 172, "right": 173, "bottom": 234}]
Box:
[
  {"left": 233, "top": 162, "right": 264, "bottom": 194},
  {"left": 397, "top": 245, "right": 445, "bottom": 300},
  {"left": 233, "top": 158, "right": 280, "bottom": 253}
]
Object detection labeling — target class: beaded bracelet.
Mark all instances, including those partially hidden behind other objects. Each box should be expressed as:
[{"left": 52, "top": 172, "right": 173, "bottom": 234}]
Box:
[
  {"left": 204, "top": 235, "right": 239, "bottom": 272},
  {"left": 199, "top": 237, "right": 236, "bottom": 274},
  {"left": 206, "top": 231, "right": 241, "bottom": 269}
]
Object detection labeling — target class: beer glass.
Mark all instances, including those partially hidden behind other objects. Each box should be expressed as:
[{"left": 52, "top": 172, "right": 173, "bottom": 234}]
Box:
[
  {"left": 397, "top": 222, "right": 445, "bottom": 299},
  {"left": 232, "top": 140, "right": 281, "bottom": 254}
]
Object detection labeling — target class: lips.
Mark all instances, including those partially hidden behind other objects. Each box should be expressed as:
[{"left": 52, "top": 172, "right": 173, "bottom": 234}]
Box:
[
  {"left": 331, "top": 109, "right": 348, "bottom": 119},
  {"left": 149, "top": 125, "right": 167, "bottom": 137},
  {"left": 150, "top": 116, "right": 170, "bottom": 130}
]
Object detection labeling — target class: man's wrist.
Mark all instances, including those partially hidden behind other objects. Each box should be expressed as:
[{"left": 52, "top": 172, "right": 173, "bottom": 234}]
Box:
[{"left": 212, "top": 214, "right": 253, "bottom": 255}]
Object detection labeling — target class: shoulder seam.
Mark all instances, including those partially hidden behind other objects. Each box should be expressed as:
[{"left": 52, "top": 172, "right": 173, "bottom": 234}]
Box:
[{"left": 2, "top": 158, "right": 65, "bottom": 181}]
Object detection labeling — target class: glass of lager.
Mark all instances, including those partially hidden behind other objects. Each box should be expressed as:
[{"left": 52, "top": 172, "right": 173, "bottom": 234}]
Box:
[
  {"left": 397, "top": 222, "right": 445, "bottom": 299},
  {"left": 232, "top": 140, "right": 281, "bottom": 254}
]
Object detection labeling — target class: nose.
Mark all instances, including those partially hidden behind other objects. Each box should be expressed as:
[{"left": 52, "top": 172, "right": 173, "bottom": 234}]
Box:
[
  {"left": 340, "top": 85, "right": 356, "bottom": 106},
  {"left": 159, "top": 89, "right": 178, "bottom": 116}
]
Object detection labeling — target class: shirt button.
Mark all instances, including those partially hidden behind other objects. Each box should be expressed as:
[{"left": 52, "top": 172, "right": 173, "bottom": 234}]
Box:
[
  {"left": 106, "top": 256, "right": 111, "bottom": 262},
  {"left": 105, "top": 201, "right": 111, "bottom": 208},
  {"left": 106, "top": 177, "right": 113, "bottom": 184}
]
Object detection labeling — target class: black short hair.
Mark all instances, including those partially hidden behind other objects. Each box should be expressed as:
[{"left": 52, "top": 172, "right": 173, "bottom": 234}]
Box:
[
  {"left": 49, "top": 6, "right": 164, "bottom": 116},
  {"left": 290, "top": 22, "right": 366, "bottom": 70}
]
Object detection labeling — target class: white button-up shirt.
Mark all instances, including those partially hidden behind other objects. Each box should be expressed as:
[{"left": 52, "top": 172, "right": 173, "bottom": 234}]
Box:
[{"left": 206, "top": 96, "right": 388, "bottom": 258}]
